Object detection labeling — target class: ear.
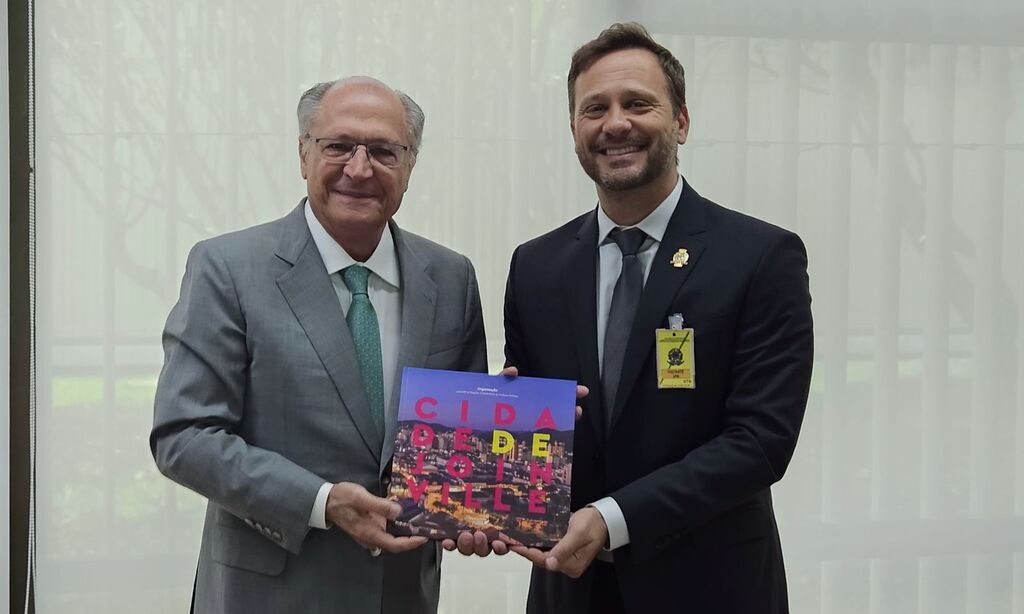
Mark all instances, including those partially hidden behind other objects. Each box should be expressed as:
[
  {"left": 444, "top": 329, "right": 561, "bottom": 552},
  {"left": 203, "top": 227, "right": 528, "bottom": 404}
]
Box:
[
  {"left": 298, "top": 137, "right": 309, "bottom": 180},
  {"left": 676, "top": 106, "right": 690, "bottom": 145}
]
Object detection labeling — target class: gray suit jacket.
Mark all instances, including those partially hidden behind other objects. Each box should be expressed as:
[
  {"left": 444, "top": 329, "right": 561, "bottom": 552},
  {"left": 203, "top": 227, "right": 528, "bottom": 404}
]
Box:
[{"left": 151, "top": 202, "right": 488, "bottom": 614}]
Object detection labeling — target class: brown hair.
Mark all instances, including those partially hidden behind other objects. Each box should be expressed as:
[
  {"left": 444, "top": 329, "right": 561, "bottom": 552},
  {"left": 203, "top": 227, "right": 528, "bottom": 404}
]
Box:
[{"left": 567, "top": 22, "right": 686, "bottom": 116}]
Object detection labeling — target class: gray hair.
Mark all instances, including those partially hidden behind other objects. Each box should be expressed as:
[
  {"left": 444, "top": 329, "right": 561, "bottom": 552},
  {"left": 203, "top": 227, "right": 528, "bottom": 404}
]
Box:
[{"left": 296, "top": 78, "right": 425, "bottom": 155}]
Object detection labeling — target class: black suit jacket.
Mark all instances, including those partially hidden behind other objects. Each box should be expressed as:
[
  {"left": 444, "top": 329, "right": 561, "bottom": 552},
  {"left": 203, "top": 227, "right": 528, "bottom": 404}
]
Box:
[{"left": 504, "top": 181, "right": 813, "bottom": 614}]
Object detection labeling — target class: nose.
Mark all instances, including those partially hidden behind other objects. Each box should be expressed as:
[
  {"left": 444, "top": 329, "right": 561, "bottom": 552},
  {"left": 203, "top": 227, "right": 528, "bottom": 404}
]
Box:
[
  {"left": 343, "top": 146, "right": 374, "bottom": 180},
  {"left": 603, "top": 106, "right": 631, "bottom": 136}
]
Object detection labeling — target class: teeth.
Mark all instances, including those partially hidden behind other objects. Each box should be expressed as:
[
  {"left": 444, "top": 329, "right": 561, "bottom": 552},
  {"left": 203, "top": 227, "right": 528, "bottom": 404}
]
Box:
[{"left": 605, "top": 146, "right": 642, "bottom": 155}]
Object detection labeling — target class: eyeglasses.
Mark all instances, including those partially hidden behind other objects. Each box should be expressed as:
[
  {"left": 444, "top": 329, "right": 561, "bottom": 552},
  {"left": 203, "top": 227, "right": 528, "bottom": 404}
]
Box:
[{"left": 308, "top": 136, "right": 410, "bottom": 168}]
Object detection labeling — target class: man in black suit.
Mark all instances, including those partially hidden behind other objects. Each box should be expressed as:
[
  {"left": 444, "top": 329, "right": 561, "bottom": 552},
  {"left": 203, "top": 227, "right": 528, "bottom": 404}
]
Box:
[{"left": 504, "top": 23, "right": 813, "bottom": 613}]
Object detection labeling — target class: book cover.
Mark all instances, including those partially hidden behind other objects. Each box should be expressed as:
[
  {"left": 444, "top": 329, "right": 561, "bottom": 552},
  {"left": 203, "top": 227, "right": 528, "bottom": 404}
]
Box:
[{"left": 387, "top": 367, "right": 576, "bottom": 548}]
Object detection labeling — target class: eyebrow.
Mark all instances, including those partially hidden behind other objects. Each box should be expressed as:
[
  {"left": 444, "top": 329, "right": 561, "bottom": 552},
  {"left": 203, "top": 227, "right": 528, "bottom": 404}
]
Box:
[
  {"left": 578, "top": 87, "right": 659, "bottom": 108},
  {"left": 317, "top": 134, "right": 400, "bottom": 144}
]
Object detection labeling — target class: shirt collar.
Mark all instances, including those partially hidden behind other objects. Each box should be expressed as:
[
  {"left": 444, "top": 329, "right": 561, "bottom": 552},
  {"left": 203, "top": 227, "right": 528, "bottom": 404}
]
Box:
[
  {"left": 596, "top": 175, "right": 684, "bottom": 246},
  {"left": 304, "top": 200, "right": 401, "bottom": 289}
]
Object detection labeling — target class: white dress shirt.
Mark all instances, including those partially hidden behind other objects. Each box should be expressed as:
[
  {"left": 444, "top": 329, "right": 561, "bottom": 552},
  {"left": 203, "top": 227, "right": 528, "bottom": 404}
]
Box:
[
  {"left": 589, "top": 176, "right": 683, "bottom": 552},
  {"left": 303, "top": 202, "right": 402, "bottom": 529}
]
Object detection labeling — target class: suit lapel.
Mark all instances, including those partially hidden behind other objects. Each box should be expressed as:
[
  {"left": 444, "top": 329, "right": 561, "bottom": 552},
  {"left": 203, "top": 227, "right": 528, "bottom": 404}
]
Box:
[
  {"left": 274, "top": 202, "right": 383, "bottom": 464},
  {"left": 380, "top": 223, "right": 438, "bottom": 474},
  {"left": 609, "top": 183, "right": 708, "bottom": 431},
  {"left": 563, "top": 211, "right": 606, "bottom": 444}
]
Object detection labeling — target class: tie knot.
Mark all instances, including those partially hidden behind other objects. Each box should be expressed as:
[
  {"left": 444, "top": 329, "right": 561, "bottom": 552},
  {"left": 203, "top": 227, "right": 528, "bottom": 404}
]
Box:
[
  {"left": 608, "top": 227, "right": 647, "bottom": 257},
  {"left": 342, "top": 265, "right": 371, "bottom": 295}
]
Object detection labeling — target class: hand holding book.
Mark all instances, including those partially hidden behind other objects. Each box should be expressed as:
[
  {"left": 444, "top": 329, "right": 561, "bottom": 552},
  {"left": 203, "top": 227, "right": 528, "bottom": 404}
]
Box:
[
  {"left": 326, "top": 482, "right": 428, "bottom": 555},
  {"left": 509, "top": 506, "right": 608, "bottom": 577}
]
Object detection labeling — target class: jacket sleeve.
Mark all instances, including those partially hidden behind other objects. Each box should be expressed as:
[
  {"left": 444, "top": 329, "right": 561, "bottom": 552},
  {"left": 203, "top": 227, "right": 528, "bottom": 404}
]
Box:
[
  {"left": 457, "top": 254, "right": 489, "bottom": 374},
  {"left": 502, "top": 246, "right": 529, "bottom": 373},
  {"left": 150, "top": 241, "right": 324, "bottom": 555}
]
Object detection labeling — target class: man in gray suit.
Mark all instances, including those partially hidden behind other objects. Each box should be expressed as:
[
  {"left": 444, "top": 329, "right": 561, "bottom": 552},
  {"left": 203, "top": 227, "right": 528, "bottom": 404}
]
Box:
[{"left": 151, "top": 76, "right": 488, "bottom": 614}]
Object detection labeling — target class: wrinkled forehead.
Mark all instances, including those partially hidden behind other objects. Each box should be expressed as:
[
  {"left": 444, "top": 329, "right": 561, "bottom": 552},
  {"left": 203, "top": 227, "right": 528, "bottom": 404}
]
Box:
[{"left": 312, "top": 83, "right": 407, "bottom": 142}]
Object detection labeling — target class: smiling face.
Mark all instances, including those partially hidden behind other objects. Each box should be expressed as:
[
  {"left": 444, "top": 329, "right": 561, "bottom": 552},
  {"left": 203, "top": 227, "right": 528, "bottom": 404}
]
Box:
[
  {"left": 571, "top": 48, "right": 688, "bottom": 196},
  {"left": 299, "top": 81, "right": 414, "bottom": 254}
]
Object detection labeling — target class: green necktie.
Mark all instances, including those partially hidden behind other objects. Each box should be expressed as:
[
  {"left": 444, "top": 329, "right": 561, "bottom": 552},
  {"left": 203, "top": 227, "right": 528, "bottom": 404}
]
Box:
[{"left": 342, "top": 265, "right": 385, "bottom": 433}]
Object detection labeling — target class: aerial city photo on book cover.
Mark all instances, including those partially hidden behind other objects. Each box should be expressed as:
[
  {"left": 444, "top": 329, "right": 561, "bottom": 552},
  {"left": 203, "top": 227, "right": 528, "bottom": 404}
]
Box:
[{"left": 387, "top": 367, "right": 576, "bottom": 548}]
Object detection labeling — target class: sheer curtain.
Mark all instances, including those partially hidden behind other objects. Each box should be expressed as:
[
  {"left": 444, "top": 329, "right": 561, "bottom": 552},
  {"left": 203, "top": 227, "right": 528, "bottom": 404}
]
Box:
[{"left": 31, "top": 0, "right": 1024, "bottom": 612}]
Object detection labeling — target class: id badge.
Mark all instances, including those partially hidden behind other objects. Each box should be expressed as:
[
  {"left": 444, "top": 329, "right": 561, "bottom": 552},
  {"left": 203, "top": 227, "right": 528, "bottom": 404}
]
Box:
[{"left": 656, "top": 328, "right": 695, "bottom": 389}]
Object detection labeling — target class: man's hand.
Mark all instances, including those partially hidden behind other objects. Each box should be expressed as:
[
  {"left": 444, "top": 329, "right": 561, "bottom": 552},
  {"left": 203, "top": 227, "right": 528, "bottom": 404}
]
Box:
[
  {"left": 326, "top": 482, "right": 427, "bottom": 554},
  {"left": 441, "top": 530, "right": 510, "bottom": 556},
  {"left": 511, "top": 506, "right": 608, "bottom": 578},
  {"left": 501, "top": 365, "right": 588, "bottom": 421}
]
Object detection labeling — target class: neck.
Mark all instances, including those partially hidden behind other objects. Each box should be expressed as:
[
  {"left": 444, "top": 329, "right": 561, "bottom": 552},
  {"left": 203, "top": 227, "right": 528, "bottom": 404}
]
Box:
[
  {"left": 598, "top": 171, "right": 677, "bottom": 227},
  {"left": 333, "top": 226, "right": 385, "bottom": 263},
  {"left": 308, "top": 205, "right": 387, "bottom": 263}
]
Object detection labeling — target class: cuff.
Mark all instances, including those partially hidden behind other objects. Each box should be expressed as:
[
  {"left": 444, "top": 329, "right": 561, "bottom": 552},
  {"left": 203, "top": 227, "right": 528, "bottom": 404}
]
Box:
[
  {"left": 308, "top": 482, "right": 332, "bottom": 530},
  {"left": 587, "top": 497, "right": 630, "bottom": 550}
]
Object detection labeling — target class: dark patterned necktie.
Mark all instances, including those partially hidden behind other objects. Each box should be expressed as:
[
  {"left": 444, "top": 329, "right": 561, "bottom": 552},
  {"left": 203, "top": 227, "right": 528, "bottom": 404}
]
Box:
[{"left": 602, "top": 227, "right": 648, "bottom": 427}]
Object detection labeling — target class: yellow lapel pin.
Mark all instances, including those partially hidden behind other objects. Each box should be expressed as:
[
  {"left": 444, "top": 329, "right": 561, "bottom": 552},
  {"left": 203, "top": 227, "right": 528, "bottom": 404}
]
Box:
[{"left": 671, "top": 248, "right": 689, "bottom": 268}]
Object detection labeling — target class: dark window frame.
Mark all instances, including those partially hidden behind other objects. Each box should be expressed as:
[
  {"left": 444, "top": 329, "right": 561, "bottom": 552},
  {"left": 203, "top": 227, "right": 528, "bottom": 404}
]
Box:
[{"left": 9, "top": 0, "right": 35, "bottom": 611}]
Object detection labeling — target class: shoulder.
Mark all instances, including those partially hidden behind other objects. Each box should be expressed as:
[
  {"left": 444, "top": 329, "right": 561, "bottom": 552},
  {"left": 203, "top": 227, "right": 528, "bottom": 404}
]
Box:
[
  {"left": 175, "top": 212, "right": 304, "bottom": 303},
  {"left": 693, "top": 197, "right": 809, "bottom": 301},
  {"left": 394, "top": 227, "right": 470, "bottom": 269},
  {"left": 197, "top": 215, "right": 289, "bottom": 255},
  {"left": 395, "top": 225, "right": 468, "bottom": 264},
  {"left": 513, "top": 210, "right": 592, "bottom": 259},
  {"left": 393, "top": 226, "right": 479, "bottom": 293},
  {"left": 701, "top": 197, "right": 805, "bottom": 256},
  {"left": 185, "top": 213, "right": 296, "bottom": 271},
  {"left": 704, "top": 195, "right": 798, "bottom": 237}
]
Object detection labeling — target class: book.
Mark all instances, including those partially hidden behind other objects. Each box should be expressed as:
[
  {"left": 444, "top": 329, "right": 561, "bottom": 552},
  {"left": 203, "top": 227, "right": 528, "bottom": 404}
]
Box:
[{"left": 386, "top": 367, "right": 576, "bottom": 548}]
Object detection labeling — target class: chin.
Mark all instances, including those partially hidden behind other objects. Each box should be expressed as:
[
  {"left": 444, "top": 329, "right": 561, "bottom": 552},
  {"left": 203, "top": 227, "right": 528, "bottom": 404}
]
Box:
[
  {"left": 321, "top": 207, "right": 382, "bottom": 230},
  {"left": 597, "top": 170, "right": 648, "bottom": 191},
  {"left": 345, "top": 212, "right": 388, "bottom": 229}
]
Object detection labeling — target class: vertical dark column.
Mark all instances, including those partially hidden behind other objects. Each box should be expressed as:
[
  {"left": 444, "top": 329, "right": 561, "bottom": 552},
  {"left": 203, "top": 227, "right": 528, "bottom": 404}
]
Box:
[{"left": 8, "top": 0, "right": 34, "bottom": 611}]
